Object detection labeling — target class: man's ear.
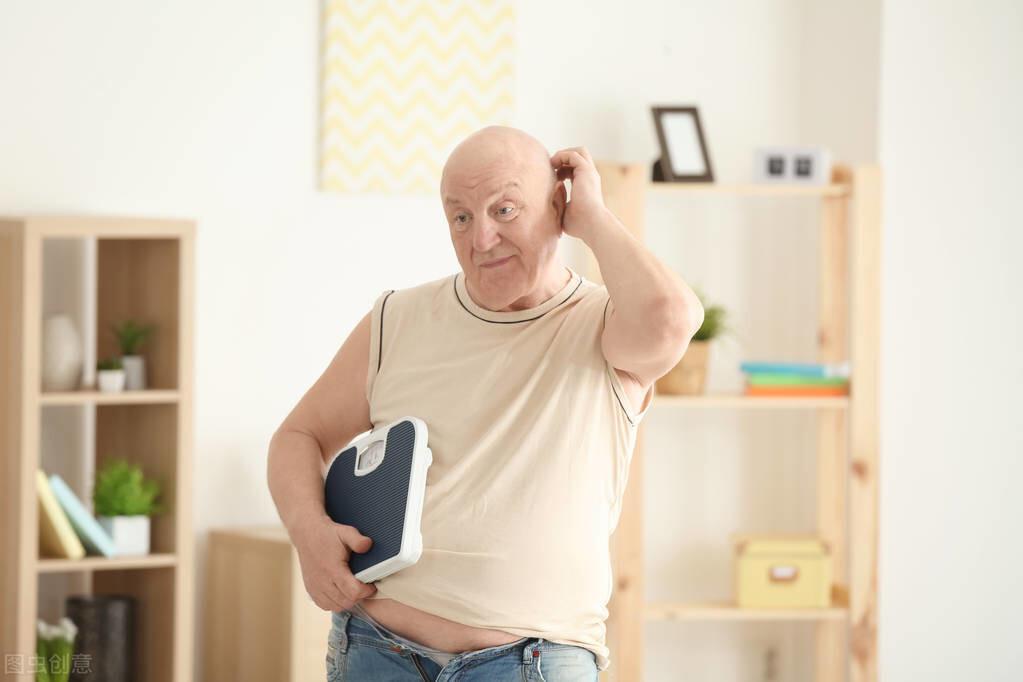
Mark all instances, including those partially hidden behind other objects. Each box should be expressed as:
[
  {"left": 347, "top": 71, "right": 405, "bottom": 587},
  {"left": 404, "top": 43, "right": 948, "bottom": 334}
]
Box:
[{"left": 552, "top": 180, "right": 567, "bottom": 227}]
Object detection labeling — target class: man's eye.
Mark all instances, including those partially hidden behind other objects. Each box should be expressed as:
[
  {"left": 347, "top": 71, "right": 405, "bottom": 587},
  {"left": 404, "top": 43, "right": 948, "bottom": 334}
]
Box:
[
  {"left": 453, "top": 214, "right": 469, "bottom": 226},
  {"left": 498, "top": 206, "right": 516, "bottom": 216}
]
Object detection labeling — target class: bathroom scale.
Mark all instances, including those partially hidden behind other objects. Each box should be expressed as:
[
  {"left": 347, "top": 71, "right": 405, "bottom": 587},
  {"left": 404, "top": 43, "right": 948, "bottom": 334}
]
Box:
[{"left": 323, "top": 416, "right": 432, "bottom": 583}]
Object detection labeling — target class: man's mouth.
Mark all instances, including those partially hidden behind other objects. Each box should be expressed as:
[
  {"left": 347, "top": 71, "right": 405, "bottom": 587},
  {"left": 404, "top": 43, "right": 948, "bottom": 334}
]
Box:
[{"left": 481, "top": 256, "right": 513, "bottom": 268}]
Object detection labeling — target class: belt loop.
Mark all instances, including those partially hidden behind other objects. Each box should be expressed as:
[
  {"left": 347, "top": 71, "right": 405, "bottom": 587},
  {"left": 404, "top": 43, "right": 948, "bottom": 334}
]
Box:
[{"left": 335, "top": 610, "right": 351, "bottom": 654}]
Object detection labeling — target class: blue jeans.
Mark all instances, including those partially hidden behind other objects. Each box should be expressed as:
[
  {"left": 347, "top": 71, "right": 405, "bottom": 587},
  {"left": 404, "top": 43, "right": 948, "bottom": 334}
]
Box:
[{"left": 326, "top": 609, "right": 598, "bottom": 681}]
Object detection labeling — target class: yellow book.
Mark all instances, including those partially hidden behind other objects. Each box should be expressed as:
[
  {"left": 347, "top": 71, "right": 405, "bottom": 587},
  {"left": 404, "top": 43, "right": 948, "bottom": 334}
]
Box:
[{"left": 37, "top": 469, "right": 86, "bottom": 560}]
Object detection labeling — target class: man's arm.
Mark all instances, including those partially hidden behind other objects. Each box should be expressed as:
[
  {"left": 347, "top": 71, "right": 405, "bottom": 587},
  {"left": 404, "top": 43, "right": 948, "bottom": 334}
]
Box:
[
  {"left": 266, "top": 309, "right": 378, "bottom": 611},
  {"left": 551, "top": 146, "right": 703, "bottom": 389},
  {"left": 585, "top": 209, "right": 703, "bottom": 387},
  {"left": 268, "top": 308, "right": 373, "bottom": 529}
]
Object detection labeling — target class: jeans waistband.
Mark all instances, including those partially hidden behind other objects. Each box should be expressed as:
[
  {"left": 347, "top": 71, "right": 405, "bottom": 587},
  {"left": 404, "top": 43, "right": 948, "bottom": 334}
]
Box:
[
  {"left": 331, "top": 607, "right": 548, "bottom": 667},
  {"left": 350, "top": 602, "right": 454, "bottom": 654}
]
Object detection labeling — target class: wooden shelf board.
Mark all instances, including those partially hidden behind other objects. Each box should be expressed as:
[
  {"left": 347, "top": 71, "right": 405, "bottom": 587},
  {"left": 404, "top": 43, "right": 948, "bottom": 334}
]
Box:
[
  {"left": 652, "top": 394, "right": 849, "bottom": 409},
  {"left": 646, "top": 601, "right": 848, "bottom": 622},
  {"left": 646, "top": 182, "right": 850, "bottom": 197},
  {"left": 18, "top": 215, "right": 196, "bottom": 239},
  {"left": 39, "top": 389, "right": 180, "bottom": 406},
  {"left": 37, "top": 553, "right": 178, "bottom": 573}
]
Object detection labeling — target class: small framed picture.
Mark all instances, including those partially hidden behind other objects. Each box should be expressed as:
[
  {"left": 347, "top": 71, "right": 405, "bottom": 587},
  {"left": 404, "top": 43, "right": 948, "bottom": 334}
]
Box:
[{"left": 652, "top": 106, "right": 714, "bottom": 182}]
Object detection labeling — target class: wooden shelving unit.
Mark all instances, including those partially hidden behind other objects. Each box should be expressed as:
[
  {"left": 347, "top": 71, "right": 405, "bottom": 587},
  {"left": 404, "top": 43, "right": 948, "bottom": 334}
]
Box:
[
  {"left": 590, "top": 163, "right": 880, "bottom": 682},
  {"left": 37, "top": 554, "right": 180, "bottom": 574},
  {"left": 38, "top": 390, "right": 182, "bottom": 406},
  {"left": 650, "top": 394, "right": 850, "bottom": 409},
  {"left": 0, "top": 215, "right": 195, "bottom": 682},
  {"left": 646, "top": 182, "right": 850, "bottom": 198},
  {"left": 645, "top": 602, "right": 849, "bottom": 622}
]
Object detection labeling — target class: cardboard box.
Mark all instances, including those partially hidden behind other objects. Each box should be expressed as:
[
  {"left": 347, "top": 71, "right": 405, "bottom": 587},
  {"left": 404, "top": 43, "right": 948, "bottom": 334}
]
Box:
[{"left": 733, "top": 534, "right": 832, "bottom": 608}]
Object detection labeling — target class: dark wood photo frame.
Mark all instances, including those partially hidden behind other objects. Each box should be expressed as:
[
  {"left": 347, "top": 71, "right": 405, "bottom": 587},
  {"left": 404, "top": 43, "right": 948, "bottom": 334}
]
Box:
[{"left": 652, "top": 105, "right": 714, "bottom": 183}]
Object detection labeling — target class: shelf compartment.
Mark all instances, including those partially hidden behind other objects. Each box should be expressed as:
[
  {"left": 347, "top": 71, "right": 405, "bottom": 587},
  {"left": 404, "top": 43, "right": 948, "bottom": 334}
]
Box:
[
  {"left": 646, "top": 601, "right": 848, "bottom": 621},
  {"left": 93, "top": 566, "right": 177, "bottom": 682},
  {"left": 37, "top": 553, "right": 177, "bottom": 573},
  {"left": 39, "top": 390, "right": 180, "bottom": 406},
  {"left": 96, "top": 403, "right": 179, "bottom": 555},
  {"left": 97, "top": 238, "right": 180, "bottom": 391}
]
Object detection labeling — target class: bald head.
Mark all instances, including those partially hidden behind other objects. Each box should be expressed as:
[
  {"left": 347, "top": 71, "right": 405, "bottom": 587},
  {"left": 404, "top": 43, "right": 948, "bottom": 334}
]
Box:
[{"left": 440, "top": 125, "right": 555, "bottom": 199}]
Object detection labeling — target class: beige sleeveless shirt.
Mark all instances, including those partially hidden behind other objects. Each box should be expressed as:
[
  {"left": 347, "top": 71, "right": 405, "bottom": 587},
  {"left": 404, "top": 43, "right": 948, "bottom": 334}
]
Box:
[{"left": 361, "top": 265, "right": 652, "bottom": 671}]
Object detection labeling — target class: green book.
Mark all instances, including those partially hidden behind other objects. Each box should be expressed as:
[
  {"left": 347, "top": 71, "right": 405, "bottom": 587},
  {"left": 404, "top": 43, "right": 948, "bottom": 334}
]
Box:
[{"left": 746, "top": 372, "right": 850, "bottom": 387}]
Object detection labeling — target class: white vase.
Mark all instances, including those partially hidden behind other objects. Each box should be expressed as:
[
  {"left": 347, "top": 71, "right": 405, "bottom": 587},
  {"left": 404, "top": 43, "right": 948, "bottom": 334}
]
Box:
[
  {"left": 121, "top": 355, "right": 147, "bottom": 390},
  {"left": 98, "top": 515, "right": 150, "bottom": 556},
  {"left": 42, "top": 315, "right": 82, "bottom": 392},
  {"left": 97, "top": 369, "right": 126, "bottom": 393}
]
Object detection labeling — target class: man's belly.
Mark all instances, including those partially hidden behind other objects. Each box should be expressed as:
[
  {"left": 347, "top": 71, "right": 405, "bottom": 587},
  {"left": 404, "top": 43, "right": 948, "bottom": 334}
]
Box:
[{"left": 358, "top": 597, "right": 523, "bottom": 652}]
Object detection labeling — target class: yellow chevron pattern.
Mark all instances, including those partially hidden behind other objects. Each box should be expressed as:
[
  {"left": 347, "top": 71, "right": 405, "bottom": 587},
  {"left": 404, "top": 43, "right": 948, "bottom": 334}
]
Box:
[{"left": 319, "top": 0, "right": 516, "bottom": 194}]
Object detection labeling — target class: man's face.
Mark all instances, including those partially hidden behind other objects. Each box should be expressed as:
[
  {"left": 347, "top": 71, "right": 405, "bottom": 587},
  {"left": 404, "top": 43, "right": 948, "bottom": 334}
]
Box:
[{"left": 441, "top": 151, "right": 563, "bottom": 309}]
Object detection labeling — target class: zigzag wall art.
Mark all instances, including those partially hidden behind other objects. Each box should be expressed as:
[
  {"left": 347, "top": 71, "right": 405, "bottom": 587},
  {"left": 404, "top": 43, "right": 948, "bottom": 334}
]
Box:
[{"left": 319, "top": 0, "right": 516, "bottom": 194}]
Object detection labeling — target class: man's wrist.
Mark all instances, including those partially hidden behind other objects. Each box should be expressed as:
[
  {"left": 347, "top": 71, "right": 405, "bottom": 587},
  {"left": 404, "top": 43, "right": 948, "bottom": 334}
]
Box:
[
  {"left": 579, "top": 208, "right": 627, "bottom": 252},
  {"left": 284, "top": 507, "right": 330, "bottom": 545}
]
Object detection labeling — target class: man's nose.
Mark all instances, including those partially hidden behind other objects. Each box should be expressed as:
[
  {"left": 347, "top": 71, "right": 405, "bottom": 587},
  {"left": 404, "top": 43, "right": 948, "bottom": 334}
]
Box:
[{"left": 471, "top": 215, "right": 501, "bottom": 252}]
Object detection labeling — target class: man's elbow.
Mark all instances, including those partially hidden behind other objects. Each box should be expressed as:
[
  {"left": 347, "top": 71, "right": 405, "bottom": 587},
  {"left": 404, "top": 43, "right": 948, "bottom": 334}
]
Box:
[
  {"left": 685, "top": 300, "right": 705, "bottom": 339},
  {"left": 653, "top": 295, "right": 703, "bottom": 343}
]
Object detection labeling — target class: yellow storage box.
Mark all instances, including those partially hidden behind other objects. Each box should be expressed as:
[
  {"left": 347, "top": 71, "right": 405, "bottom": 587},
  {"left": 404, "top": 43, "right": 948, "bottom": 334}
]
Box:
[{"left": 734, "top": 535, "right": 832, "bottom": 608}]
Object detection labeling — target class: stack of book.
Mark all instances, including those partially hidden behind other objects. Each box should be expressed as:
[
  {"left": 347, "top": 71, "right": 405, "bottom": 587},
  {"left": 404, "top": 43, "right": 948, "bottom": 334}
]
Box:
[
  {"left": 740, "top": 361, "right": 851, "bottom": 397},
  {"left": 37, "top": 469, "right": 117, "bottom": 560}
]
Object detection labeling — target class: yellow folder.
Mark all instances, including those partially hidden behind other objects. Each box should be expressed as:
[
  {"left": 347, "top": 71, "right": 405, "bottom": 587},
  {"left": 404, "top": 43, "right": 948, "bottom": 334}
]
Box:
[{"left": 37, "top": 469, "right": 86, "bottom": 560}]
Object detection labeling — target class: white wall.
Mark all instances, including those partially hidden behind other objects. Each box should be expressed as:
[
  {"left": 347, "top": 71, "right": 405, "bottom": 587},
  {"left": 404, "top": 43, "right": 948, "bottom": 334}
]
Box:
[
  {"left": 800, "top": 0, "right": 880, "bottom": 164},
  {"left": 877, "top": 1, "right": 1023, "bottom": 680}
]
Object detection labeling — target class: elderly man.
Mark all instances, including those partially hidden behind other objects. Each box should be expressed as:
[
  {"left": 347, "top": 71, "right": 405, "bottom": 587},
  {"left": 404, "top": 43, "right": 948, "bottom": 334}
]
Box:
[{"left": 267, "top": 126, "right": 702, "bottom": 681}]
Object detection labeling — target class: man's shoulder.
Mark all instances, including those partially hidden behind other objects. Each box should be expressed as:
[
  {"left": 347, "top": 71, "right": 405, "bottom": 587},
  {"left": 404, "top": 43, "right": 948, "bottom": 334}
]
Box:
[
  {"left": 376, "top": 272, "right": 455, "bottom": 312},
  {"left": 570, "top": 278, "right": 609, "bottom": 313}
]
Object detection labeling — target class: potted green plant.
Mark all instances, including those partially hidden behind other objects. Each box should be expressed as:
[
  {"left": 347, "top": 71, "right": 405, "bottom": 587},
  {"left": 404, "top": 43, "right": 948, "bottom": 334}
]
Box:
[
  {"left": 93, "top": 459, "right": 162, "bottom": 556},
  {"left": 655, "top": 286, "right": 733, "bottom": 395},
  {"left": 96, "top": 357, "right": 125, "bottom": 393},
  {"left": 111, "top": 319, "right": 154, "bottom": 390},
  {"left": 36, "top": 616, "right": 77, "bottom": 682}
]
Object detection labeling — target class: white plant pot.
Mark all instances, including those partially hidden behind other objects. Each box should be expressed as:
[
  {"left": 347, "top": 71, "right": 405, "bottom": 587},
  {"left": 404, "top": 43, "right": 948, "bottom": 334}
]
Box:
[
  {"left": 121, "top": 355, "right": 147, "bottom": 390},
  {"left": 42, "top": 315, "right": 82, "bottom": 391},
  {"left": 97, "top": 369, "right": 126, "bottom": 393},
  {"left": 98, "top": 515, "right": 151, "bottom": 556}
]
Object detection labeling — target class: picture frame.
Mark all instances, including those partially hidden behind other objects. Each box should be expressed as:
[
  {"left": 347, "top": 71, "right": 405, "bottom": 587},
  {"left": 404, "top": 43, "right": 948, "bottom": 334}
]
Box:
[{"left": 652, "top": 105, "right": 714, "bottom": 183}]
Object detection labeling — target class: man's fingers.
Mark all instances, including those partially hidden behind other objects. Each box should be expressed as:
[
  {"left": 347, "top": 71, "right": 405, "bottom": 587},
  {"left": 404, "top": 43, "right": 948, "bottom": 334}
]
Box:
[
  {"left": 335, "top": 524, "right": 373, "bottom": 557},
  {"left": 550, "top": 149, "right": 588, "bottom": 169},
  {"left": 565, "top": 146, "right": 593, "bottom": 162},
  {"left": 316, "top": 587, "right": 345, "bottom": 612},
  {"left": 330, "top": 579, "right": 356, "bottom": 609},
  {"left": 551, "top": 148, "right": 592, "bottom": 166},
  {"left": 327, "top": 578, "right": 351, "bottom": 607},
  {"left": 338, "top": 568, "right": 376, "bottom": 601}
]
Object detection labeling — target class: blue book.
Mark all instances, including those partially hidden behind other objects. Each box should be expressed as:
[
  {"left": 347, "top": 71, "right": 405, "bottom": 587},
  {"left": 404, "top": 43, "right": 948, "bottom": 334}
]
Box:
[
  {"left": 48, "top": 474, "right": 116, "bottom": 557},
  {"left": 740, "top": 361, "right": 850, "bottom": 378}
]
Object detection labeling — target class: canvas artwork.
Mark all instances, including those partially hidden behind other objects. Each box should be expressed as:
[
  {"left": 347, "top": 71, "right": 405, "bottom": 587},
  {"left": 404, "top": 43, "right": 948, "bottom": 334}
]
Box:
[{"left": 320, "top": 0, "right": 516, "bottom": 194}]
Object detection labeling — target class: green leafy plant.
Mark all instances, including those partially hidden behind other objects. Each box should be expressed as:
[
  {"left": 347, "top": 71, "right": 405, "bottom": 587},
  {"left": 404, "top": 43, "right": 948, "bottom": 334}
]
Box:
[
  {"left": 96, "top": 357, "right": 123, "bottom": 371},
  {"left": 93, "top": 459, "right": 162, "bottom": 517},
  {"left": 690, "top": 285, "right": 734, "bottom": 342},
  {"left": 36, "top": 617, "right": 77, "bottom": 682},
  {"left": 110, "top": 319, "right": 154, "bottom": 356}
]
